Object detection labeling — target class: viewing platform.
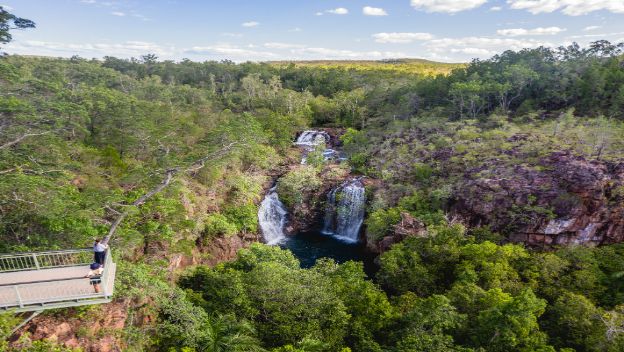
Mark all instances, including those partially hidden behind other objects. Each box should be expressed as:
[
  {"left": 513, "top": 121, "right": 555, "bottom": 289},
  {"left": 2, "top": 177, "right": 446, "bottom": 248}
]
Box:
[{"left": 0, "top": 249, "right": 116, "bottom": 313}]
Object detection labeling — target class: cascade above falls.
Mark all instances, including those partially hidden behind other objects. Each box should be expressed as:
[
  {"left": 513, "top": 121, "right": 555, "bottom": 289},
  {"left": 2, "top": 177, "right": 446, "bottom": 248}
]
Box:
[
  {"left": 295, "top": 130, "right": 330, "bottom": 147},
  {"left": 258, "top": 187, "right": 288, "bottom": 245},
  {"left": 322, "top": 179, "right": 366, "bottom": 243}
]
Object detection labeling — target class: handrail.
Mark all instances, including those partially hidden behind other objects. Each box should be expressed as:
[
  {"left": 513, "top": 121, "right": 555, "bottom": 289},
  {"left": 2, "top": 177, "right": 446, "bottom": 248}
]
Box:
[
  {"left": 0, "top": 248, "right": 91, "bottom": 257},
  {"left": 0, "top": 248, "right": 94, "bottom": 273},
  {"left": 101, "top": 249, "right": 113, "bottom": 296}
]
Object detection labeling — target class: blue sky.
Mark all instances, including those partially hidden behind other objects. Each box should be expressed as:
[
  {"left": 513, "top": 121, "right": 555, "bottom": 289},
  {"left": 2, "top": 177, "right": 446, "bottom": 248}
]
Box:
[{"left": 3, "top": 0, "right": 624, "bottom": 62}]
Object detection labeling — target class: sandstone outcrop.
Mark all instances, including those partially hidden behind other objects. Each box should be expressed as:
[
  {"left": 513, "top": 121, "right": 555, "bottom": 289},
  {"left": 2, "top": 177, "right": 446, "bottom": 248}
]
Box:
[{"left": 453, "top": 151, "right": 624, "bottom": 247}]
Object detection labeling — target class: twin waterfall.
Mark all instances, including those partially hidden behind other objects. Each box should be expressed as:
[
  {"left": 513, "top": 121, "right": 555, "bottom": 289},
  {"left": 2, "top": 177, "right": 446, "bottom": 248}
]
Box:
[
  {"left": 322, "top": 179, "right": 366, "bottom": 243},
  {"left": 257, "top": 130, "right": 366, "bottom": 245}
]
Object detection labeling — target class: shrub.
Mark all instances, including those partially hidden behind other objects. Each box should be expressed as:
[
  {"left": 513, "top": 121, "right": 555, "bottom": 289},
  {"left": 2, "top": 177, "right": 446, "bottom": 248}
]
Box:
[
  {"left": 203, "top": 213, "right": 238, "bottom": 240},
  {"left": 277, "top": 166, "right": 322, "bottom": 208},
  {"left": 223, "top": 203, "right": 259, "bottom": 234},
  {"left": 366, "top": 207, "right": 401, "bottom": 242}
]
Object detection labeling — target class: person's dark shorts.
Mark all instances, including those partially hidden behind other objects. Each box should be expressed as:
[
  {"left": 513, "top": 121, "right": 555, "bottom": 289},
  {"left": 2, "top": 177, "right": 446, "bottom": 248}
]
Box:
[
  {"left": 94, "top": 251, "right": 106, "bottom": 265},
  {"left": 90, "top": 275, "right": 102, "bottom": 285}
]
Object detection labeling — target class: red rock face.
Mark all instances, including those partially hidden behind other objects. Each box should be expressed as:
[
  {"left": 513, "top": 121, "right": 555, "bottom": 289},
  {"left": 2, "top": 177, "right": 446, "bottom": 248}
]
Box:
[
  {"left": 13, "top": 301, "right": 130, "bottom": 352},
  {"left": 453, "top": 152, "right": 624, "bottom": 247}
]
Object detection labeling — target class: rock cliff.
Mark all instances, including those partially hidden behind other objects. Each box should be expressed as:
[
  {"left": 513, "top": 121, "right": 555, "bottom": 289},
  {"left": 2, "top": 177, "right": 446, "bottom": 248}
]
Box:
[{"left": 453, "top": 151, "right": 624, "bottom": 247}]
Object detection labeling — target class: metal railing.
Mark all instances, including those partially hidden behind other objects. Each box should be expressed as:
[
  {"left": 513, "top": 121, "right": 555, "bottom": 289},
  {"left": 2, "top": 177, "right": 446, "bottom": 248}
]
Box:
[
  {"left": 0, "top": 249, "right": 116, "bottom": 312},
  {"left": 0, "top": 249, "right": 93, "bottom": 272}
]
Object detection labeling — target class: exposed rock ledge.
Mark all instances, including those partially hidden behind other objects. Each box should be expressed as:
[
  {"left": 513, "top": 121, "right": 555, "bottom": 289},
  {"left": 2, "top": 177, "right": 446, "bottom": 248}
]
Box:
[{"left": 452, "top": 151, "right": 624, "bottom": 247}]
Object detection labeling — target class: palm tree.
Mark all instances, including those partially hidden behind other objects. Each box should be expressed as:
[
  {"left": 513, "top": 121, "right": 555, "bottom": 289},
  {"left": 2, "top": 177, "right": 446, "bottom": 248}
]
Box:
[{"left": 197, "top": 314, "right": 265, "bottom": 352}]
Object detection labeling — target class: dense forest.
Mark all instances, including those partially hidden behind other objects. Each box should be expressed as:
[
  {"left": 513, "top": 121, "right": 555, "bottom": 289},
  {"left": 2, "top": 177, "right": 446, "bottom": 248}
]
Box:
[{"left": 1, "top": 7, "right": 624, "bottom": 351}]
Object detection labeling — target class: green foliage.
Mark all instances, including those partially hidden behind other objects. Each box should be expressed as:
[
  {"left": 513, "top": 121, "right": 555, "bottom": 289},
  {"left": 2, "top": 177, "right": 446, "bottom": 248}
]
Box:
[
  {"left": 542, "top": 291, "right": 606, "bottom": 351},
  {"left": 365, "top": 207, "right": 401, "bottom": 242},
  {"left": 366, "top": 192, "right": 446, "bottom": 243},
  {"left": 223, "top": 203, "right": 259, "bottom": 234},
  {"left": 180, "top": 244, "right": 352, "bottom": 350},
  {"left": 390, "top": 293, "right": 467, "bottom": 352},
  {"left": 158, "top": 290, "right": 264, "bottom": 352},
  {"left": 0, "top": 6, "right": 35, "bottom": 45},
  {"left": 8, "top": 337, "right": 80, "bottom": 352},
  {"left": 397, "top": 192, "right": 446, "bottom": 226},
  {"left": 0, "top": 312, "right": 21, "bottom": 350},
  {"left": 276, "top": 166, "right": 322, "bottom": 209},
  {"left": 470, "top": 289, "right": 548, "bottom": 351},
  {"left": 203, "top": 213, "right": 239, "bottom": 240},
  {"left": 376, "top": 239, "right": 436, "bottom": 296}
]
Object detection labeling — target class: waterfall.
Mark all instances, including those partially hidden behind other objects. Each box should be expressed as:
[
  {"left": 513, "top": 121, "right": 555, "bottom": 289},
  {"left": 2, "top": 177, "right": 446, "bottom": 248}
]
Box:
[
  {"left": 258, "top": 187, "right": 288, "bottom": 245},
  {"left": 295, "top": 130, "right": 330, "bottom": 147},
  {"left": 322, "top": 179, "right": 366, "bottom": 243},
  {"left": 295, "top": 130, "right": 333, "bottom": 165}
]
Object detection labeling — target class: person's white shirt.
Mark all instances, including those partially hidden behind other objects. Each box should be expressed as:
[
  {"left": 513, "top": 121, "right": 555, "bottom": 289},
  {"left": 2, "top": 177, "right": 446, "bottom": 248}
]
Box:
[{"left": 93, "top": 242, "right": 108, "bottom": 252}]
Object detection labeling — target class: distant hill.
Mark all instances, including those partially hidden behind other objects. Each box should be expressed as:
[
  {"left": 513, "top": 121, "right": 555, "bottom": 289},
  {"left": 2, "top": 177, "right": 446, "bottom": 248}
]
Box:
[{"left": 268, "top": 58, "right": 465, "bottom": 76}]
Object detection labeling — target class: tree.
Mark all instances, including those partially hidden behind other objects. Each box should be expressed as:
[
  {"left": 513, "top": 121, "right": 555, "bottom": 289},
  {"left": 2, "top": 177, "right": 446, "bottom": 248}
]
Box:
[
  {"left": 0, "top": 6, "right": 35, "bottom": 46},
  {"left": 496, "top": 64, "right": 538, "bottom": 113},
  {"left": 389, "top": 293, "right": 465, "bottom": 352},
  {"left": 276, "top": 166, "right": 322, "bottom": 209},
  {"left": 244, "top": 261, "right": 349, "bottom": 349},
  {"left": 158, "top": 289, "right": 264, "bottom": 352},
  {"left": 314, "top": 259, "right": 393, "bottom": 351},
  {"left": 376, "top": 239, "right": 435, "bottom": 296},
  {"left": 542, "top": 291, "right": 606, "bottom": 351},
  {"left": 180, "top": 245, "right": 351, "bottom": 350},
  {"left": 450, "top": 77, "right": 488, "bottom": 119},
  {"left": 471, "top": 289, "right": 549, "bottom": 351}
]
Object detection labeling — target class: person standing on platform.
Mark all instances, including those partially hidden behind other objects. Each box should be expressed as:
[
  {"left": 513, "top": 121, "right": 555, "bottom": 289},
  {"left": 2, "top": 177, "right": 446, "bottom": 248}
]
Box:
[
  {"left": 85, "top": 262, "right": 104, "bottom": 293},
  {"left": 93, "top": 239, "right": 108, "bottom": 266}
]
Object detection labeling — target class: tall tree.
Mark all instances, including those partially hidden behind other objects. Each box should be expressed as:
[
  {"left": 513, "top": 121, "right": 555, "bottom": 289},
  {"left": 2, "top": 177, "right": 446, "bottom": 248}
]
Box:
[{"left": 0, "top": 6, "right": 35, "bottom": 47}]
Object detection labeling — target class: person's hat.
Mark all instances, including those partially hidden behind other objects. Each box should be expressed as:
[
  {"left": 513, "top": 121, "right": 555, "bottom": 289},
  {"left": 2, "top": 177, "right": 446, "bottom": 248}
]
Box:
[{"left": 90, "top": 263, "right": 101, "bottom": 270}]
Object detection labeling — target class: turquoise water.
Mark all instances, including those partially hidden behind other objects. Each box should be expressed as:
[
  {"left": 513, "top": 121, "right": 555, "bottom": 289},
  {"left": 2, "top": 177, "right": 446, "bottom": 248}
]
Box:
[{"left": 280, "top": 229, "right": 378, "bottom": 277}]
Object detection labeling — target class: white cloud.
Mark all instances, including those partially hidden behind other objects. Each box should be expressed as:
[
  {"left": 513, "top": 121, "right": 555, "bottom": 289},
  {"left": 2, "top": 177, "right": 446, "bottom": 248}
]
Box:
[
  {"left": 363, "top": 6, "right": 388, "bottom": 16},
  {"left": 326, "top": 7, "right": 349, "bottom": 15},
  {"left": 507, "top": 0, "right": 624, "bottom": 16},
  {"left": 292, "top": 47, "right": 404, "bottom": 59},
  {"left": 490, "top": 6, "right": 502, "bottom": 11},
  {"left": 263, "top": 42, "right": 304, "bottom": 49},
  {"left": 221, "top": 32, "right": 243, "bottom": 38},
  {"left": 80, "top": 0, "right": 96, "bottom": 4},
  {"left": 410, "top": 0, "right": 488, "bottom": 13},
  {"left": 131, "top": 13, "right": 150, "bottom": 21},
  {"left": 242, "top": 21, "right": 259, "bottom": 27},
  {"left": 425, "top": 36, "right": 553, "bottom": 59},
  {"left": 454, "top": 47, "right": 497, "bottom": 55},
  {"left": 373, "top": 32, "right": 434, "bottom": 43},
  {"left": 185, "top": 44, "right": 277, "bottom": 59},
  {"left": 584, "top": 25, "right": 601, "bottom": 31},
  {"left": 4, "top": 38, "right": 409, "bottom": 62},
  {"left": 497, "top": 26, "right": 566, "bottom": 36},
  {"left": 315, "top": 12, "right": 324, "bottom": 16},
  {"left": 6, "top": 40, "right": 175, "bottom": 58},
  {"left": 289, "top": 27, "right": 302, "bottom": 32},
  {"left": 111, "top": 11, "right": 126, "bottom": 16},
  {"left": 565, "top": 31, "right": 624, "bottom": 39}
]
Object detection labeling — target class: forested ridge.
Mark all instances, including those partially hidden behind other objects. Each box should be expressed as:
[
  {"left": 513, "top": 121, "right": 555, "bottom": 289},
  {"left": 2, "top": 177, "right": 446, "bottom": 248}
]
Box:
[{"left": 1, "top": 18, "right": 624, "bottom": 351}]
